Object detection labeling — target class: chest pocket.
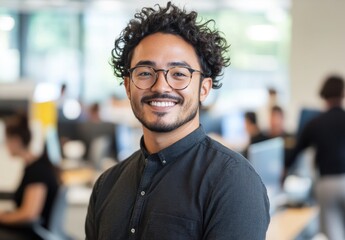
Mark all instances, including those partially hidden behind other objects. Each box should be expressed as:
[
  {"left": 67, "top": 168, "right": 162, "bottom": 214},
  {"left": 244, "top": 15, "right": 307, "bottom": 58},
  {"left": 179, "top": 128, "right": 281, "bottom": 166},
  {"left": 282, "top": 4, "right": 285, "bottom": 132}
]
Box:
[{"left": 143, "top": 212, "right": 200, "bottom": 240}]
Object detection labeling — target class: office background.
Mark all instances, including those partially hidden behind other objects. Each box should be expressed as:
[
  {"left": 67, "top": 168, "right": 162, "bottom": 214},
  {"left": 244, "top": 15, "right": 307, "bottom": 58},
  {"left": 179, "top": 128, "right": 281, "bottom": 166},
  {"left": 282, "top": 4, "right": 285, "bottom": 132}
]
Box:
[
  {"left": 0, "top": 0, "right": 344, "bottom": 239},
  {"left": 1, "top": 0, "right": 344, "bottom": 131}
]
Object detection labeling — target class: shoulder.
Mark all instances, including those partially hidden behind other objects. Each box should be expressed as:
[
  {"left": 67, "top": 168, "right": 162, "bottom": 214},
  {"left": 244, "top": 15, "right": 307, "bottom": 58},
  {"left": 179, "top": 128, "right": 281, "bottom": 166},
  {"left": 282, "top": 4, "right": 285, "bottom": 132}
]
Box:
[
  {"left": 201, "top": 136, "right": 262, "bottom": 182},
  {"left": 202, "top": 136, "right": 250, "bottom": 167},
  {"left": 24, "top": 157, "right": 56, "bottom": 183},
  {"left": 202, "top": 137, "right": 270, "bottom": 227}
]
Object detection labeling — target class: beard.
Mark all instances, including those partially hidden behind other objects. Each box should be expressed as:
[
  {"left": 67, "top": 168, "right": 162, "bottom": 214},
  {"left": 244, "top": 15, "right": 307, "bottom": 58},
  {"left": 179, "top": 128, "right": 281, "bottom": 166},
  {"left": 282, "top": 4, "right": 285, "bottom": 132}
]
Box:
[
  {"left": 137, "top": 105, "right": 198, "bottom": 132},
  {"left": 131, "top": 93, "right": 200, "bottom": 133}
]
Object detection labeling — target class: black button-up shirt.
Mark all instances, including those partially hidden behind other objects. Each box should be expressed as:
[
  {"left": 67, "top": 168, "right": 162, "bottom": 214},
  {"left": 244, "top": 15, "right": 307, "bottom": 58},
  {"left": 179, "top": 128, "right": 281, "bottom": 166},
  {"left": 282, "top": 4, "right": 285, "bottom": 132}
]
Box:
[
  {"left": 287, "top": 107, "right": 345, "bottom": 176},
  {"left": 85, "top": 126, "right": 270, "bottom": 240}
]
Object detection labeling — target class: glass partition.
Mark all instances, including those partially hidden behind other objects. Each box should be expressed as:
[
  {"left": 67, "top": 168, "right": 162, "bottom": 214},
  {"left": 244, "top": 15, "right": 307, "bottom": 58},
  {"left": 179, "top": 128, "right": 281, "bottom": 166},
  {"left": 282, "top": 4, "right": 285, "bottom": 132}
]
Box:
[
  {"left": 0, "top": 10, "right": 19, "bottom": 82},
  {"left": 0, "top": 2, "right": 291, "bottom": 111}
]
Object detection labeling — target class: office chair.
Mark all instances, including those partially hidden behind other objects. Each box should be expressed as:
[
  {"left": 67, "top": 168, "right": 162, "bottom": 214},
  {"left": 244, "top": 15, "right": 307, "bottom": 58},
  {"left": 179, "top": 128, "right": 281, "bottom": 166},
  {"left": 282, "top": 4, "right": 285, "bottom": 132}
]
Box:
[{"left": 32, "top": 186, "right": 74, "bottom": 240}]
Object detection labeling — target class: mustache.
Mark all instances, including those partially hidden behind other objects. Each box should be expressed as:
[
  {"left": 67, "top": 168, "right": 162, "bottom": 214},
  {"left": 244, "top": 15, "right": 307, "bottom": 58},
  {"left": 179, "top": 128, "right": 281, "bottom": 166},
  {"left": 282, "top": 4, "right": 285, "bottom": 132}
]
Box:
[{"left": 141, "top": 93, "right": 183, "bottom": 103}]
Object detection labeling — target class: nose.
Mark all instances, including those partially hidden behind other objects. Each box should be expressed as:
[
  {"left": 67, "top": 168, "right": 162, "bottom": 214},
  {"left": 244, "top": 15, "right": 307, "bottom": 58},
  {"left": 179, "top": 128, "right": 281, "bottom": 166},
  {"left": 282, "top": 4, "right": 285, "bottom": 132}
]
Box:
[{"left": 150, "top": 70, "right": 173, "bottom": 92}]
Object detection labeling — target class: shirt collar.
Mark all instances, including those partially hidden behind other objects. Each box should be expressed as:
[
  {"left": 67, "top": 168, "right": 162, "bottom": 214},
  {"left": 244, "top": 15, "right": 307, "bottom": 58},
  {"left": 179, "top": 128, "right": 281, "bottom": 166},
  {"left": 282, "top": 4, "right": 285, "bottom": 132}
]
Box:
[{"left": 140, "top": 125, "right": 207, "bottom": 165}]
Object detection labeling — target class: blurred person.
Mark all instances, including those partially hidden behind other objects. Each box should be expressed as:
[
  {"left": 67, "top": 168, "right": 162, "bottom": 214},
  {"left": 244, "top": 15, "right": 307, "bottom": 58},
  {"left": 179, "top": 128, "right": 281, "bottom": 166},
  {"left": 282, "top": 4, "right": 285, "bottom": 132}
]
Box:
[
  {"left": 58, "top": 83, "right": 67, "bottom": 105},
  {"left": 267, "top": 105, "right": 295, "bottom": 164},
  {"left": 284, "top": 75, "right": 345, "bottom": 240},
  {"left": 243, "top": 111, "right": 268, "bottom": 158},
  {"left": 0, "top": 114, "right": 60, "bottom": 240},
  {"left": 85, "top": 2, "right": 270, "bottom": 239},
  {"left": 100, "top": 94, "right": 139, "bottom": 127},
  {"left": 268, "top": 105, "right": 286, "bottom": 138},
  {"left": 57, "top": 83, "right": 67, "bottom": 120},
  {"left": 86, "top": 102, "right": 101, "bottom": 123},
  {"left": 258, "top": 87, "right": 280, "bottom": 131},
  {"left": 245, "top": 111, "right": 268, "bottom": 144}
]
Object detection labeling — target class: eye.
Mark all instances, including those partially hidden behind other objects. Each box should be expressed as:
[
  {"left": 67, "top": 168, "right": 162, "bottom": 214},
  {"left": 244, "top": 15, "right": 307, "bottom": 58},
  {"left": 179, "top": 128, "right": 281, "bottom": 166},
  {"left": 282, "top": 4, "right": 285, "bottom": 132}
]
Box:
[
  {"left": 137, "top": 71, "right": 152, "bottom": 77},
  {"left": 134, "top": 67, "right": 154, "bottom": 79},
  {"left": 173, "top": 72, "right": 187, "bottom": 77},
  {"left": 170, "top": 67, "right": 190, "bottom": 79}
]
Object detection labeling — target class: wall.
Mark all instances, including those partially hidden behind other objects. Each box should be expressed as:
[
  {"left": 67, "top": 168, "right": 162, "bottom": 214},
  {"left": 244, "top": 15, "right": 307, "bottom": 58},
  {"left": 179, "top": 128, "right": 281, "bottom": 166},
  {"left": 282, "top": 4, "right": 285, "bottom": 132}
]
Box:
[{"left": 288, "top": 0, "right": 345, "bottom": 130}]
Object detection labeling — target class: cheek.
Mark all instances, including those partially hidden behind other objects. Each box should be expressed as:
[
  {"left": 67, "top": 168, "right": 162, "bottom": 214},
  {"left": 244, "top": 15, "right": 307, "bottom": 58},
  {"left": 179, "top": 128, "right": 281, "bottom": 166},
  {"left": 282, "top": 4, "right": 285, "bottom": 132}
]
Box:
[
  {"left": 6, "top": 142, "right": 16, "bottom": 155},
  {"left": 6, "top": 137, "right": 22, "bottom": 153},
  {"left": 186, "top": 82, "right": 201, "bottom": 99},
  {"left": 124, "top": 77, "right": 131, "bottom": 99}
]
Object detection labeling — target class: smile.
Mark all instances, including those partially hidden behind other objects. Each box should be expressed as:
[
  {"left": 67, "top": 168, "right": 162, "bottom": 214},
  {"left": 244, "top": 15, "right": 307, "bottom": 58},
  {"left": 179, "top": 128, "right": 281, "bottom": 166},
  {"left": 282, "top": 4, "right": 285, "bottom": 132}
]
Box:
[{"left": 149, "top": 101, "right": 176, "bottom": 107}]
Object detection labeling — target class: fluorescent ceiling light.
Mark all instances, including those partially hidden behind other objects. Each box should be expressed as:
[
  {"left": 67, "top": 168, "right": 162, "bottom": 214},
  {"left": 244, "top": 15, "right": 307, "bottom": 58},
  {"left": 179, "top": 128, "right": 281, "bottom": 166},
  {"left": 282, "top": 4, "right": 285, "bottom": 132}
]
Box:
[
  {"left": 0, "top": 16, "right": 15, "bottom": 31},
  {"left": 246, "top": 25, "right": 279, "bottom": 42},
  {"left": 33, "top": 82, "right": 60, "bottom": 102}
]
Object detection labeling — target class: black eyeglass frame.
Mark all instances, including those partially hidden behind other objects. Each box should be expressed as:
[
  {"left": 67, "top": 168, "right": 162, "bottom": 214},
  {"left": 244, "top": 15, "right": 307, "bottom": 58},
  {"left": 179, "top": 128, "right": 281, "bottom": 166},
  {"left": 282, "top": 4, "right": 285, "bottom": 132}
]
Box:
[{"left": 127, "top": 65, "right": 205, "bottom": 90}]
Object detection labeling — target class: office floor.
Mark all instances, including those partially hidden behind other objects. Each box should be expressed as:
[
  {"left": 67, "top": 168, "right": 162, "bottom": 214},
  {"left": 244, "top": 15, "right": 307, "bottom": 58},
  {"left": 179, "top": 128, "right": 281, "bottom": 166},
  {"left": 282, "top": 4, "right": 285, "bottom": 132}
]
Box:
[
  {"left": 65, "top": 203, "right": 88, "bottom": 240},
  {"left": 63, "top": 186, "right": 93, "bottom": 240}
]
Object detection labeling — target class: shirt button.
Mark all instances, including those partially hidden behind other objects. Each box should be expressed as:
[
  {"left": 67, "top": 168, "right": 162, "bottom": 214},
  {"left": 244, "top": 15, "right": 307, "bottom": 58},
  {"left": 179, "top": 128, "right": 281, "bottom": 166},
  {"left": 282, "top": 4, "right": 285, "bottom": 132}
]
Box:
[
  {"left": 141, "top": 191, "right": 146, "bottom": 196},
  {"left": 131, "top": 228, "right": 135, "bottom": 234},
  {"left": 162, "top": 160, "right": 166, "bottom": 164}
]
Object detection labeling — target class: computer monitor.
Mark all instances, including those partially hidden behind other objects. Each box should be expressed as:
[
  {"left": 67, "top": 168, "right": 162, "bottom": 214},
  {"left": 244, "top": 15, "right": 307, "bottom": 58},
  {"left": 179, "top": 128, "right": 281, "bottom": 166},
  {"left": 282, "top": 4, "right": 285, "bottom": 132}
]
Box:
[
  {"left": 248, "top": 137, "right": 285, "bottom": 213},
  {"left": 221, "top": 111, "right": 248, "bottom": 151},
  {"left": 0, "top": 82, "right": 35, "bottom": 118},
  {"left": 0, "top": 99, "right": 29, "bottom": 117},
  {"left": 297, "top": 108, "right": 322, "bottom": 137}
]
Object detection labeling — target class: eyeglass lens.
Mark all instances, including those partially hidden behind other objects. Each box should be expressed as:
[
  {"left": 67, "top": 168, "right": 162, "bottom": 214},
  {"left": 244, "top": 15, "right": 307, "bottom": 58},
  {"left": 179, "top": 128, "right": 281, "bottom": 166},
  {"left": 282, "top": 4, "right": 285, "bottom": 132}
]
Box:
[{"left": 131, "top": 66, "right": 193, "bottom": 90}]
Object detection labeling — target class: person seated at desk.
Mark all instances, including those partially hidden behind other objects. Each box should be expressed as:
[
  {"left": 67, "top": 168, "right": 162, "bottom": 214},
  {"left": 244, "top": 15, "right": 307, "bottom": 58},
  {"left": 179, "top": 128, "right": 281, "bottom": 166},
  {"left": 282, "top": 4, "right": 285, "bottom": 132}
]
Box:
[
  {"left": 267, "top": 105, "right": 296, "bottom": 165},
  {"left": 0, "top": 114, "right": 60, "bottom": 240},
  {"left": 243, "top": 111, "right": 269, "bottom": 157}
]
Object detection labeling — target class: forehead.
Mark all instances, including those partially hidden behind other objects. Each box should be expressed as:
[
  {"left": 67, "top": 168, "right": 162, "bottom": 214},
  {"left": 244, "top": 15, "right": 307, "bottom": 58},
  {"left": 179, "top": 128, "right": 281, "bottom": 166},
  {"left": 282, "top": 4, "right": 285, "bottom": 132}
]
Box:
[{"left": 130, "top": 33, "right": 200, "bottom": 68}]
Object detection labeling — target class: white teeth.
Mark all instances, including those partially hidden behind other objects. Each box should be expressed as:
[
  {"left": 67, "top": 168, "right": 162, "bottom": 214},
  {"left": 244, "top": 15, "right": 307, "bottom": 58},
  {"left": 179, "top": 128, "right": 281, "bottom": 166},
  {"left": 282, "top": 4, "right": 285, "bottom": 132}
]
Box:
[{"left": 150, "top": 101, "right": 175, "bottom": 107}]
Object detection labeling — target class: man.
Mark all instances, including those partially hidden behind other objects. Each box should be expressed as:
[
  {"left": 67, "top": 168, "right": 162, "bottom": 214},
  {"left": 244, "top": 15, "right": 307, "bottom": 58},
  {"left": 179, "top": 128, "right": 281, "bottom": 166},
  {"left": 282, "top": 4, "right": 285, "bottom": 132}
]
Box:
[
  {"left": 268, "top": 105, "right": 288, "bottom": 138},
  {"left": 243, "top": 111, "right": 268, "bottom": 158},
  {"left": 284, "top": 75, "right": 345, "bottom": 240},
  {"left": 244, "top": 111, "right": 268, "bottom": 144},
  {"left": 85, "top": 2, "right": 270, "bottom": 239}
]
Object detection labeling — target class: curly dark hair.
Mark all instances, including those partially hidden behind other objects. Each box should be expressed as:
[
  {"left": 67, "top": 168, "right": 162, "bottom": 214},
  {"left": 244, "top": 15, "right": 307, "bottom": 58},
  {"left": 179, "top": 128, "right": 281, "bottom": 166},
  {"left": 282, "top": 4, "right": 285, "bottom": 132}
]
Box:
[{"left": 111, "top": 1, "right": 230, "bottom": 89}]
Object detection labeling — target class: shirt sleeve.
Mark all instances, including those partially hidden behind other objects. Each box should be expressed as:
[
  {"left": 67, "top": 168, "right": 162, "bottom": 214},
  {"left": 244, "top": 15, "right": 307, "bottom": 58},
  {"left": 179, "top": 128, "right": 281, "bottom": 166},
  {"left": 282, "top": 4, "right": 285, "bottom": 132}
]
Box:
[
  {"left": 285, "top": 120, "right": 314, "bottom": 169},
  {"left": 203, "top": 159, "right": 270, "bottom": 240},
  {"left": 24, "top": 162, "right": 54, "bottom": 186}
]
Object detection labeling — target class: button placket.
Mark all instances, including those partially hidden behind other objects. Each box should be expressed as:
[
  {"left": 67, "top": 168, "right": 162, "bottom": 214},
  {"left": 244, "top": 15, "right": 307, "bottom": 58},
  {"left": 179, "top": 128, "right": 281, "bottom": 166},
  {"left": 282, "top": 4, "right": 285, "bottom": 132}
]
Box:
[{"left": 128, "top": 156, "right": 159, "bottom": 239}]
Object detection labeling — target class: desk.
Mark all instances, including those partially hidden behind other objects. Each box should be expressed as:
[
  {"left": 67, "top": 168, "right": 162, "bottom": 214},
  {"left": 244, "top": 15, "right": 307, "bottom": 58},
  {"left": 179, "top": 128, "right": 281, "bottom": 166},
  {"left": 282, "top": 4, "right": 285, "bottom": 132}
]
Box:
[
  {"left": 266, "top": 206, "right": 319, "bottom": 240},
  {"left": 61, "top": 167, "right": 98, "bottom": 186},
  {"left": 0, "top": 199, "right": 15, "bottom": 211}
]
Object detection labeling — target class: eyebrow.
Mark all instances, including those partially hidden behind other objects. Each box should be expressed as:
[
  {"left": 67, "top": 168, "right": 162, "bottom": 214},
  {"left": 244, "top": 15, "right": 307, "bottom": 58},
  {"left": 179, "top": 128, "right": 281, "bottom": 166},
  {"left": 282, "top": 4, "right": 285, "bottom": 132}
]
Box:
[
  {"left": 135, "top": 60, "right": 155, "bottom": 67},
  {"left": 134, "top": 60, "right": 192, "bottom": 68}
]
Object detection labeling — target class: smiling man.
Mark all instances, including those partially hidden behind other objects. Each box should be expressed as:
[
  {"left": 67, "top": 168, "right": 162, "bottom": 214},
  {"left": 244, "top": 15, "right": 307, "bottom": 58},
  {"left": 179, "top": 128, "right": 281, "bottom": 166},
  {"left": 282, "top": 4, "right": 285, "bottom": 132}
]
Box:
[{"left": 85, "top": 2, "right": 270, "bottom": 240}]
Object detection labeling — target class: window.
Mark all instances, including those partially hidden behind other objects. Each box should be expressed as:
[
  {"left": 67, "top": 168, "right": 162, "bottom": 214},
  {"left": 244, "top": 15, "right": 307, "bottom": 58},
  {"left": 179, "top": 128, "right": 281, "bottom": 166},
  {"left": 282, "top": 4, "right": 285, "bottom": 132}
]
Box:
[
  {"left": 25, "top": 11, "right": 81, "bottom": 98},
  {"left": 0, "top": 10, "right": 19, "bottom": 82}
]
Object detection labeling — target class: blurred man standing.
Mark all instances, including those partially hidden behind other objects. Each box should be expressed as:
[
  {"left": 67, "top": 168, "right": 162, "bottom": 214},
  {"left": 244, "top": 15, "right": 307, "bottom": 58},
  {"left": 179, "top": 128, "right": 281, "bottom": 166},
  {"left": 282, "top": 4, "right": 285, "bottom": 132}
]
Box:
[{"left": 285, "top": 75, "right": 345, "bottom": 240}]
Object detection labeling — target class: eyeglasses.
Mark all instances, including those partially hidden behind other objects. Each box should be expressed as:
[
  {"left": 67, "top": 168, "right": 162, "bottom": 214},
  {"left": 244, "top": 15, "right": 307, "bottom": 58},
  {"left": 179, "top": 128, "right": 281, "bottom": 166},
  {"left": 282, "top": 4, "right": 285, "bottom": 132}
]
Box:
[{"left": 128, "top": 66, "right": 204, "bottom": 90}]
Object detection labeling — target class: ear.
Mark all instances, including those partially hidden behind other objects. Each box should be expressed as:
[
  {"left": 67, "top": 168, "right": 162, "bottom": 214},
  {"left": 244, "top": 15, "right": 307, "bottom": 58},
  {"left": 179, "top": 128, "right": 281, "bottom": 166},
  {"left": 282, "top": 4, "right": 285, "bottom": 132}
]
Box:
[
  {"left": 124, "top": 77, "right": 131, "bottom": 100},
  {"left": 199, "top": 77, "right": 212, "bottom": 102}
]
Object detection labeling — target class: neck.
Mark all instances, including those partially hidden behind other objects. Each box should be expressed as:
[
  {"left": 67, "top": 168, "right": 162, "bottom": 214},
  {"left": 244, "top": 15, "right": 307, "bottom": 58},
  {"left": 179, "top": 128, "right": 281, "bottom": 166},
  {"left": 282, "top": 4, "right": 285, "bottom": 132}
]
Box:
[
  {"left": 249, "top": 127, "right": 260, "bottom": 137},
  {"left": 142, "top": 121, "right": 199, "bottom": 154},
  {"left": 326, "top": 98, "right": 343, "bottom": 109},
  {"left": 20, "top": 150, "right": 37, "bottom": 166}
]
